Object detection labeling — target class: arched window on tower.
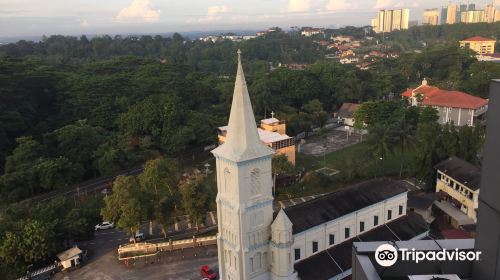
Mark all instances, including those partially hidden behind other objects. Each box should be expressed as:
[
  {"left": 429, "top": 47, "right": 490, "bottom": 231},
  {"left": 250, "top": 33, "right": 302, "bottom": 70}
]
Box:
[
  {"left": 224, "top": 168, "right": 231, "bottom": 193},
  {"left": 250, "top": 168, "right": 261, "bottom": 195}
]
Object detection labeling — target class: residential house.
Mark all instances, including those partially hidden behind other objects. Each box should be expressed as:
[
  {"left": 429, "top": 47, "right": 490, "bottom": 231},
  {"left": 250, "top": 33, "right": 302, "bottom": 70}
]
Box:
[
  {"left": 339, "top": 56, "right": 359, "bottom": 64},
  {"left": 434, "top": 156, "right": 481, "bottom": 226},
  {"left": 335, "top": 103, "right": 361, "bottom": 126},
  {"left": 460, "top": 36, "right": 496, "bottom": 55},
  {"left": 301, "top": 27, "right": 324, "bottom": 37},
  {"left": 401, "top": 79, "right": 488, "bottom": 126}
]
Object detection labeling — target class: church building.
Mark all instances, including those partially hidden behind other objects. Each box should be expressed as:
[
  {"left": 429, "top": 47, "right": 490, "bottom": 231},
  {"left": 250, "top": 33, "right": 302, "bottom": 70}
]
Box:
[{"left": 211, "top": 51, "right": 427, "bottom": 280}]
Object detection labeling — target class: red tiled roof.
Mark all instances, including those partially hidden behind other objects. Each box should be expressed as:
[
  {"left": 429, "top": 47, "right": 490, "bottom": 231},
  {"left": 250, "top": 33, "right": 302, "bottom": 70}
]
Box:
[
  {"left": 401, "top": 85, "right": 488, "bottom": 109},
  {"left": 461, "top": 36, "right": 496, "bottom": 42}
]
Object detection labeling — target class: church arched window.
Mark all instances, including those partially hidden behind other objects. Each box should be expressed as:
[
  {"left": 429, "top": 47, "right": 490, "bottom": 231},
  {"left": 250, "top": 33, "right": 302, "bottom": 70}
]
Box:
[
  {"left": 224, "top": 168, "right": 231, "bottom": 193},
  {"left": 250, "top": 168, "right": 261, "bottom": 195}
]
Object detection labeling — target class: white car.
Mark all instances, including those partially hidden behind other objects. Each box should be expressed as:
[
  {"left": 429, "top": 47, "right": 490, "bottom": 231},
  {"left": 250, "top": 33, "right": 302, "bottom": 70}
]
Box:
[
  {"left": 129, "top": 232, "right": 145, "bottom": 243},
  {"left": 95, "top": 221, "right": 115, "bottom": 230}
]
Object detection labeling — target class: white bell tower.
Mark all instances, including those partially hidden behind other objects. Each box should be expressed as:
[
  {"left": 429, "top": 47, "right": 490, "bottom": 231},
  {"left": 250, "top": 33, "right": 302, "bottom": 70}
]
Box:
[{"left": 212, "top": 50, "right": 275, "bottom": 280}]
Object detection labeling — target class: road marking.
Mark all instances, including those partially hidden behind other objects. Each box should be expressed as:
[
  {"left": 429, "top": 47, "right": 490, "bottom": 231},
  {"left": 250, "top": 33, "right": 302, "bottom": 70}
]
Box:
[
  {"left": 278, "top": 201, "right": 285, "bottom": 208},
  {"left": 209, "top": 212, "right": 216, "bottom": 224},
  {"left": 290, "top": 199, "right": 297, "bottom": 205},
  {"left": 174, "top": 223, "right": 179, "bottom": 231},
  {"left": 301, "top": 197, "right": 306, "bottom": 202},
  {"left": 311, "top": 195, "right": 316, "bottom": 199},
  {"left": 187, "top": 222, "right": 192, "bottom": 229}
]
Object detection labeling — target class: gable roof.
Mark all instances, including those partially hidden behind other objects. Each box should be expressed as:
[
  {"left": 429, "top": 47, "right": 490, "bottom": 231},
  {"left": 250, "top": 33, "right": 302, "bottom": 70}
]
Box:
[
  {"left": 284, "top": 178, "right": 407, "bottom": 234},
  {"left": 336, "top": 103, "right": 361, "bottom": 119},
  {"left": 461, "top": 36, "right": 496, "bottom": 42},
  {"left": 435, "top": 156, "right": 481, "bottom": 191},
  {"left": 57, "top": 247, "right": 82, "bottom": 261},
  {"left": 294, "top": 212, "right": 428, "bottom": 280},
  {"left": 401, "top": 84, "right": 488, "bottom": 110}
]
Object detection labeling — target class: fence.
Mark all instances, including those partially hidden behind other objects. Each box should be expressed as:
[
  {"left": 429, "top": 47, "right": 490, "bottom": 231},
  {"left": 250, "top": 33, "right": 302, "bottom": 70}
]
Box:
[{"left": 117, "top": 235, "right": 217, "bottom": 260}]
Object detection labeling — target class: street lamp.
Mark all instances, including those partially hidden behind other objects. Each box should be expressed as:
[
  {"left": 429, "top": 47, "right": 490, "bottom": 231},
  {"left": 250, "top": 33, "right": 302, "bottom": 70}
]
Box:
[{"left": 204, "top": 163, "right": 211, "bottom": 176}]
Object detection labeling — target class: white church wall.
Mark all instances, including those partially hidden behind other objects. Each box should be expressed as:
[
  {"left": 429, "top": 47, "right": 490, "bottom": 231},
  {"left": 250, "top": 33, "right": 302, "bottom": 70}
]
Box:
[{"left": 291, "top": 192, "right": 407, "bottom": 263}]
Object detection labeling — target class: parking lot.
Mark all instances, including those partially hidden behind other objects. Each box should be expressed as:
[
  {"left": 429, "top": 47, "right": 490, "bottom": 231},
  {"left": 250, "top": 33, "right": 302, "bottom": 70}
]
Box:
[{"left": 54, "top": 245, "right": 218, "bottom": 280}]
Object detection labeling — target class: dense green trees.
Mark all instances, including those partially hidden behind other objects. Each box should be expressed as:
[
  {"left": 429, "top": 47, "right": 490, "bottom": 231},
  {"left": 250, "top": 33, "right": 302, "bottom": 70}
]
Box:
[
  {"left": 180, "top": 176, "right": 212, "bottom": 233},
  {"left": 356, "top": 100, "right": 485, "bottom": 189},
  {"left": 0, "top": 196, "right": 102, "bottom": 278}
]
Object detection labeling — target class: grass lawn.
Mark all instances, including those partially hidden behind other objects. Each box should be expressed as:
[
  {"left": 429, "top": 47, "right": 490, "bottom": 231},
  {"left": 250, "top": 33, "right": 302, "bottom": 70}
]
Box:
[{"left": 276, "top": 142, "right": 416, "bottom": 200}]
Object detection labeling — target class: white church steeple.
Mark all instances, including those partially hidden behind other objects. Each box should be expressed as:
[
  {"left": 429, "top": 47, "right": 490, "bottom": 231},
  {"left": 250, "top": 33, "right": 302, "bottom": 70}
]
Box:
[
  {"left": 212, "top": 51, "right": 277, "bottom": 280},
  {"left": 212, "top": 49, "right": 273, "bottom": 162}
]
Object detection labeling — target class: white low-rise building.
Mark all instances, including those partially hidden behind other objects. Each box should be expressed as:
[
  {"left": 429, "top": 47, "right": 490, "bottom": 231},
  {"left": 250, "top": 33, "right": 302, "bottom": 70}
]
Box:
[{"left": 211, "top": 50, "right": 428, "bottom": 280}]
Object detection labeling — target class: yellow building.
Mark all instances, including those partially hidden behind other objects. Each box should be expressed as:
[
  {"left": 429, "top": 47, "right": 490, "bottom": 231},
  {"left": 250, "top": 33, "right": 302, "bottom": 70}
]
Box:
[
  {"left": 460, "top": 36, "right": 496, "bottom": 55},
  {"left": 446, "top": 4, "right": 458, "bottom": 24},
  {"left": 484, "top": 4, "right": 497, "bottom": 23},
  {"left": 434, "top": 157, "right": 480, "bottom": 227},
  {"left": 217, "top": 114, "right": 296, "bottom": 165},
  {"left": 460, "top": 10, "right": 485, "bottom": 24},
  {"left": 371, "top": 9, "right": 409, "bottom": 33},
  {"left": 422, "top": 8, "right": 439, "bottom": 25}
]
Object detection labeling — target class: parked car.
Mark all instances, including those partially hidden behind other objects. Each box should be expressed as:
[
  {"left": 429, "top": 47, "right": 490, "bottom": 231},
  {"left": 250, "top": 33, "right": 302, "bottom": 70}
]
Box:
[
  {"left": 200, "top": 265, "right": 217, "bottom": 280},
  {"left": 94, "top": 221, "right": 114, "bottom": 230},
  {"left": 129, "top": 232, "right": 145, "bottom": 243}
]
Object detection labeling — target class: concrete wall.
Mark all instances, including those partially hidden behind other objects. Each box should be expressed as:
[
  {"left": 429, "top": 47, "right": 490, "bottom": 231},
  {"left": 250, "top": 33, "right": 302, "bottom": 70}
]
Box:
[
  {"left": 435, "top": 171, "right": 479, "bottom": 221},
  {"left": 291, "top": 193, "right": 407, "bottom": 262},
  {"left": 474, "top": 80, "right": 500, "bottom": 280},
  {"left": 435, "top": 106, "right": 475, "bottom": 126},
  {"left": 275, "top": 145, "right": 296, "bottom": 166}
]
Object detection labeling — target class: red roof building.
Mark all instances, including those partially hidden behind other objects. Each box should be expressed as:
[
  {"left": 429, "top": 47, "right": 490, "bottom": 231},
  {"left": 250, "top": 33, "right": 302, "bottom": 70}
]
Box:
[
  {"left": 461, "top": 36, "right": 496, "bottom": 42},
  {"left": 401, "top": 79, "right": 488, "bottom": 126}
]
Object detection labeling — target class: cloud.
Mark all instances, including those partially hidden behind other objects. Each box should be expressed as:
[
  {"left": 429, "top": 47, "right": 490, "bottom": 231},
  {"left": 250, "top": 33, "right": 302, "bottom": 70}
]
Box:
[
  {"left": 231, "top": 15, "right": 249, "bottom": 23},
  {"left": 411, "top": 2, "right": 418, "bottom": 7},
  {"left": 374, "top": 0, "right": 392, "bottom": 9},
  {"left": 325, "top": 0, "right": 356, "bottom": 11},
  {"left": 288, "top": 0, "right": 311, "bottom": 12},
  {"left": 207, "top": 5, "right": 228, "bottom": 16},
  {"left": 115, "top": 0, "right": 160, "bottom": 22},
  {"left": 187, "top": 5, "right": 229, "bottom": 23},
  {"left": 80, "top": 19, "right": 89, "bottom": 28}
]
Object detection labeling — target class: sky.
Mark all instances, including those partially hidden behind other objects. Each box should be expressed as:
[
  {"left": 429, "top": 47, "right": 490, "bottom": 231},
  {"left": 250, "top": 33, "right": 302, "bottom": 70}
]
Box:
[{"left": 0, "top": 0, "right": 497, "bottom": 37}]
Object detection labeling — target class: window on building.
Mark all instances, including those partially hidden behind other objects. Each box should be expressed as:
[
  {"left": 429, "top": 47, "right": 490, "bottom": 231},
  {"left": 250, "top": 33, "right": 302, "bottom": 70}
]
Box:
[
  {"left": 250, "top": 257, "right": 254, "bottom": 272},
  {"left": 329, "top": 234, "right": 335, "bottom": 246},
  {"left": 374, "top": 215, "right": 379, "bottom": 226},
  {"left": 387, "top": 210, "right": 392, "bottom": 220},
  {"left": 399, "top": 205, "right": 403, "bottom": 215},
  {"left": 360, "top": 221, "right": 365, "bottom": 232},
  {"left": 294, "top": 248, "right": 301, "bottom": 260},
  {"left": 312, "top": 241, "right": 318, "bottom": 253},
  {"left": 345, "top": 228, "right": 350, "bottom": 239}
]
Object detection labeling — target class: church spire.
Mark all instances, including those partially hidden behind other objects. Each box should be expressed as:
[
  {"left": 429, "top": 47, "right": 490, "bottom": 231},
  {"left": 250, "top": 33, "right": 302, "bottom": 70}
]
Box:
[{"left": 212, "top": 50, "right": 273, "bottom": 162}]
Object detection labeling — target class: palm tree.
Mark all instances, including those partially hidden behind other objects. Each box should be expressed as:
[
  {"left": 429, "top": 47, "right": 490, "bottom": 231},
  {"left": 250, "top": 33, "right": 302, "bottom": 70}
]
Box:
[
  {"left": 367, "top": 124, "right": 397, "bottom": 177},
  {"left": 395, "top": 113, "right": 415, "bottom": 178}
]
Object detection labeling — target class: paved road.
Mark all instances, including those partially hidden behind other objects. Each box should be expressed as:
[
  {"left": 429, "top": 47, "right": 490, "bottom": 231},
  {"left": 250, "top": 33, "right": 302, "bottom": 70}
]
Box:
[
  {"left": 54, "top": 245, "right": 218, "bottom": 280},
  {"left": 83, "top": 194, "right": 323, "bottom": 251}
]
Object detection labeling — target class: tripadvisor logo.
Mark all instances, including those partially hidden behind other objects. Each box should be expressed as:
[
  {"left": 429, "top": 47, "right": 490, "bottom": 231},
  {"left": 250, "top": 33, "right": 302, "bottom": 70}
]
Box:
[
  {"left": 375, "top": 243, "right": 482, "bottom": 267},
  {"left": 375, "top": 244, "right": 398, "bottom": 267}
]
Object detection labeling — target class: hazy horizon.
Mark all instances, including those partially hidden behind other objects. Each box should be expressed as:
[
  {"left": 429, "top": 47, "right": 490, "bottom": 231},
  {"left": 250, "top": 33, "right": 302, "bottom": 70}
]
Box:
[{"left": 0, "top": 0, "right": 498, "bottom": 39}]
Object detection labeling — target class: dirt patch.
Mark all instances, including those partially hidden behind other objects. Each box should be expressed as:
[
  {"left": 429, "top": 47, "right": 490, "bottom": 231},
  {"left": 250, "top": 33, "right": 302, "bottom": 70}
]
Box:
[{"left": 299, "top": 127, "right": 364, "bottom": 157}]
